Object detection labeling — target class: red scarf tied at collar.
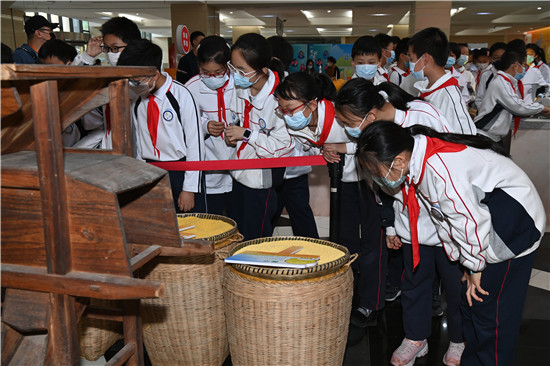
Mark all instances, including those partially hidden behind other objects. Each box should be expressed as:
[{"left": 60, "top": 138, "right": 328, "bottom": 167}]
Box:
[{"left": 401, "top": 137, "right": 467, "bottom": 270}]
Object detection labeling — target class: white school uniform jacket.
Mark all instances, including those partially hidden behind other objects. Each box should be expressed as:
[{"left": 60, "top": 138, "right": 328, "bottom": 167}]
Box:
[
  {"left": 185, "top": 73, "right": 235, "bottom": 194},
  {"left": 389, "top": 66, "right": 408, "bottom": 87},
  {"left": 284, "top": 100, "right": 360, "bottom": 182},
  {"left": 474, "top": 64, "right": 498, "bottom": 110},
  {"left": 229, "top": 70, "right": 294, "bottom": 189},
  {"left": 456, "top": 66, "right": 476, "bottom": 92},
  {"left": 474, "top": 71, "right": 544, "bottom": 142},
  {"left": 385, "top": 101, "right": 456, "bottom": 246},
  {"left": 133, "top": 72, "right": 204, "bottom": 193},
  {"left": 522, "top": 66, "right": 549, "bottom": 102},
  {"left": 448, "top": 67, "right": 472, "bottom": 106},
  {"left": 375, "top": 66, "right": 391, "bottom": 85},
  {"left": 408, "top": 135, "right": 545, "bottom": 271},
  {"left": 414, "top": 72, "right": 477, "bottom": 135},
  {"left": 535, "top": 60, "right": 550, "bottom": 84}
]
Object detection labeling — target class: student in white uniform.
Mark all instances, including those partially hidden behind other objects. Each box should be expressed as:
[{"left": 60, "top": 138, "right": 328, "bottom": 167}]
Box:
[
  {"left": 356, "top": 121, "right": 546, "bottom": 366},
  {"left": 475, "top": 43, "right": 506, "bottom": 110},
  {"left": 446, "top": 42, "right": 472, "bottom": 106},
  {"left": 456, "top": 43, "right": 476, "bottom": 95},
  {"left": 474, "top": 51, "right": 550, "bottom": 148},
  {"left": 351, "top": 36, "right": 388, "bottom": 85},
  {"left": 117, "top": 39, "right": 205, "bottom": 213},
  {"left": 527, "top": 43, "right": 550, "bottom": 83},
  {"left": 523, "top": 44, "right": 549, "bottom": 101},
  {"left": 389, "top": 38, "right": 410, "bottom": 87},
  {"left": 408, "top": 27, "right": 477, "bottom": 135},
  {"left": 224, "top": 33, "right": 294, "bottom": 241},
  {"left": 273, "top": 72, "right": 344, "bottom": 238},
  {"left": 375, "top": 33, "right": 395, "bottom": 75},
  {"left": 185, "top": 36, "right": 236, "bottom": 216},
  {"left": 72, "top": 17, "right": 142, "bottom": 150},
  {"left": 335, "top": 79, "right": 466, "bottom": 366}
]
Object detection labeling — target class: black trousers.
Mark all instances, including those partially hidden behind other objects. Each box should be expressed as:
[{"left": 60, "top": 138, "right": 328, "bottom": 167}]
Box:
[
  {"left": 401, "top": 244, "right": 463, "bottom": 342},
  {"left": 461, "top": 252, "right": 535, "bottom": 366},
  {"left": 339, "top": 181, "right": 386, "bottom": 311},
  {"left": 231, "top": 179, "right": 277, "bottom": 241},
  {"left": 167, "top": 169, "right": 206, "bottom": 214},
  {"left": 272, "top": 174, "right": 319, "bottom": 238}
]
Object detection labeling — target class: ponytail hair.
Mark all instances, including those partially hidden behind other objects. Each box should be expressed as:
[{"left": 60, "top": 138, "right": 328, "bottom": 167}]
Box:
[
  {"left": 335, "top": 79, "right": 418, "bottom": 118},
  {"left": 274, "top": 71, "right": 336, "bottom": 102},
  {"left": 232, "top": 33, "right": 283, "bottom": 80},
  {"left": 356, "top": 122, "right": 509, "bottom": 175}
]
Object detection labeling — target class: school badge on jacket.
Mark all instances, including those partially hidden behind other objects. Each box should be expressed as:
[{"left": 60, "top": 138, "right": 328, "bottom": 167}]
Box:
[
  {"left": 163, "top": 109, "right": 174, "bottom": 121},
  {"left": 259, "top": 118, "right": 274, "bottom": 136}
]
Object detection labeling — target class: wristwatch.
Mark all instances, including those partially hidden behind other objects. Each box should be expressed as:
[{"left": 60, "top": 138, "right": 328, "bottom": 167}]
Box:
[{"left": 242, "top": 128, "right": 252, "bottom": 143}]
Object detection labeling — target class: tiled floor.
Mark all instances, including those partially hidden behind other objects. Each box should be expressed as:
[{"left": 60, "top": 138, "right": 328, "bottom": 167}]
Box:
[{"left": 81, "top": 219, "right": 550, "bottom": 365}]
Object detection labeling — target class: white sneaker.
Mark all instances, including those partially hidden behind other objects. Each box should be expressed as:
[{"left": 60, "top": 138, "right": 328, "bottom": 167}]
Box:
[
  {"left": 443, "top": 341, "right": 465, "bottom": 366},
  {"left": 390, "top": 338, "right": 428, "bottom": 366}
]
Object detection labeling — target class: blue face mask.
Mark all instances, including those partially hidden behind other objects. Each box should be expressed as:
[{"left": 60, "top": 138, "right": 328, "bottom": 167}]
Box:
[
  {"left": 372, "top": 159, "right": 406, "bottom": 189},
  {"left": 515, "top": 66, "right": 526, "bottom": 80},
  {"left": 355, "top": 64, "right": 378, "bottom": 80},
  {"left": 457, "top": 54, "right": 469, "bottom": 67},
  {"left": 344, "top": 112, "right": 369, "bottom": 138},
  {"left": 409, "top": 54, "right": 426, "bottom": 80},
  {"left": 445, "top": 56, "right": 456, "bottom": 68},
  {"left": 233, "top": 71, "right": 258, "bottom": 88},
  {"left": 284, "top": 107, "right": 312, "bottom": 130},
  {"left": 201, "top": 73, "right": 229, "bottom": 90},
  {"left": 386, "top": 50, "right": 395, "bottom": 64}
]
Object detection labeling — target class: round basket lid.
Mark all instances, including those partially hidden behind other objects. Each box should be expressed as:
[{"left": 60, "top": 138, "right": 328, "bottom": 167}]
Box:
[
  {"left": 227, "top": 236, "right": 350, "bottom": 281},
  {"left": 177, "top": 213, "right": 237, "bottom": 245}
]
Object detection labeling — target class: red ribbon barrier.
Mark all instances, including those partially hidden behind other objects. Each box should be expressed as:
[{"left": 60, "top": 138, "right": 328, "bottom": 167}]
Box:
[{"left": 148, "top": 155, "right": 328, "bottom": 171}]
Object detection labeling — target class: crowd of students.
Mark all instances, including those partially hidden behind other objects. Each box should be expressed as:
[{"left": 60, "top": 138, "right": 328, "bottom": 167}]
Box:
[{"left": 5, "top": 14, "right": 550, "bottom": 366}]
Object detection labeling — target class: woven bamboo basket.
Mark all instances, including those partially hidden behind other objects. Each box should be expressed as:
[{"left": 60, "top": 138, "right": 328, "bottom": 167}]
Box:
[
  {"left": 223, "top": 236, "right": 355, "bottom": 366},
  {"left": 78, "top": 299, "right": 123, "bottom": 361},
  {"left": 140, "top": 213, "right": 243, "bottom": 366}
]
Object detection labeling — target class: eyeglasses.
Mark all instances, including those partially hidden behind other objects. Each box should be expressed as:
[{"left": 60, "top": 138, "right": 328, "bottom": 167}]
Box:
[
  {"left": 275, "top": 102, "right": 309, "bottom": 118},
  {"left": 199, "top": 70, "right": 227, "bottom": 78},
  {"left": 227, "top": 61, "right": 257, "bottom": 77},
  {"left": 129, "top": 76, "right": 152, "bottom": 87},
  {"left": 101, "top": 45, "right": 127, "bottom": 53}
]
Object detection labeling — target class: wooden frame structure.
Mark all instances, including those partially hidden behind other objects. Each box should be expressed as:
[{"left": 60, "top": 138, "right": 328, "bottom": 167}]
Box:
[{"left": 1, "top": 64, "right": 213, "bottom": 365}]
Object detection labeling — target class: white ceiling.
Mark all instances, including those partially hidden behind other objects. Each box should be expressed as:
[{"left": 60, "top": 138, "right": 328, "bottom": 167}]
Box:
[{"left": 7, "top": 0, "right": 550, "bottom": 40}]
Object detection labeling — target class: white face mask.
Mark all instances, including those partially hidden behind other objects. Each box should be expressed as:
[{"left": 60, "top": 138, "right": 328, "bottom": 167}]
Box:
[
  {"left": 129, "top": 77, "right": 154, "bottom": 97},
  {"left": 107, "top": 52, "right": 121, "bottom": 66}
]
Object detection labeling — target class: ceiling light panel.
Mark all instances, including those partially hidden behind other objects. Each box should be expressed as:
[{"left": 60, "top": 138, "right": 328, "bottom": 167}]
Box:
[
  {"left": 301, "top": 9, "right": 353, "bottom": 25},
  {"left": 218, "top": 10, "right": 265, "bottom": 26}
]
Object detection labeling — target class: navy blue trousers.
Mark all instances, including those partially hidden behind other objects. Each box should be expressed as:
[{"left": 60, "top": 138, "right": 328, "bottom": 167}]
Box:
[
  {"left": 387, "top": 246, "right": 404, "bottom": 288},
  {"left": 231, "top": 179, "right": 277, "bottom": 241},
  {"left": 401, "top": 244, "right": 463, "bottom": 342},
  {"left": 461, "top": 252, "right": 535, "bottom": 366},
  {"left": 339, "top": 181, "right": 385, "bottom": 311},
  {"left": 206, "top": 192, "right": 234, "bottom": 217},
  {"left": 272, "top": 174, "right": 319, "bottom": 238},
  {"left": 167, "top": 170, "right": 206, "bottom": 214}
]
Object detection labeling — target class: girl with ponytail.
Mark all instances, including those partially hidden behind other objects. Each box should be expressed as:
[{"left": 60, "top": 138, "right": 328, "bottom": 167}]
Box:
[
  {"left": 224, "top": 33, "right": 294, "bottom": 241},
  {"left": 335, "top": 78, "right": 470, "bottom": 366},
  {"left": 357, "top": 121, "right": 545, "bottom": 366}
]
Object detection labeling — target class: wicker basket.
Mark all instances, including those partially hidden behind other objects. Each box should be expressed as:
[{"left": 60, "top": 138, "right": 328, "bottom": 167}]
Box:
[
  {"left": 140, "top": 213, "right": 243, "bottom": 366},
  {"left": 78, "top": 299, "right": 123, "bottom": 361},
  {"left": 223, "top": 237, "right": 354, "bottom": 366}
]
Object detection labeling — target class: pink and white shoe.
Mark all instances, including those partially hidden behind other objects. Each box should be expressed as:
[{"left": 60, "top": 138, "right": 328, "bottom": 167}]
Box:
[
  {"left": 443, "top": 341, "right": 465, "bottom": 366},
  {"left": 390, "top": 338, "right": 428, "bottom": 366}
]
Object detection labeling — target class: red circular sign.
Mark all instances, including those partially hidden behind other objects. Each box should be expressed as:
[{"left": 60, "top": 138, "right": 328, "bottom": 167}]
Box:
[{"left": 180, "top": 25, "right": 190, "bottom": 54}]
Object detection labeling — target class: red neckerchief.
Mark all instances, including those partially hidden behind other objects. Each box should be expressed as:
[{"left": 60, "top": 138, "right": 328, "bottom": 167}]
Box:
[
  {"left": 236, "top": 72, "right": 280, "bottom": 158},
  {"left": 105, "top": 104, "right": 111, "bottom": 134},
  {"left": 499, "top": 74, "right": 524, "bottom": 136},
  {"left": 308, "top": 100, "right": 335, "bottom": 147},
  {"left": 216, "top": 77, "right": 230, "bottom": 138},
  {"left": 392, "top": 66, "right": 410, "bottom": 78},
  {"left": 534, "top": 61, "right": 542, "bottom": 69},
  {"left": 419, "top": 76, "right": 459, "bottom": 99},
  {"left": 146, "top": 81, "right": 172, "bottom": 159},
  {"left": 380, "top": 69, "right": 390, "bottom": 82},
  {"left": 475, "top": 69, "right": 483, "bottom": 88},
  {"left": 401, "top": 137, "right": 467, "bottom": 270}
]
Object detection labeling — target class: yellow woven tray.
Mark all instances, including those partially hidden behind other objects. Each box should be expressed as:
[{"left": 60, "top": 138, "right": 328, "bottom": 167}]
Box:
[
  {"left": 177, "top": 213, "right": 239, "bottom": 247},
  {"left": 227, "top": 236, "right": 350, "bottom": 281}
]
